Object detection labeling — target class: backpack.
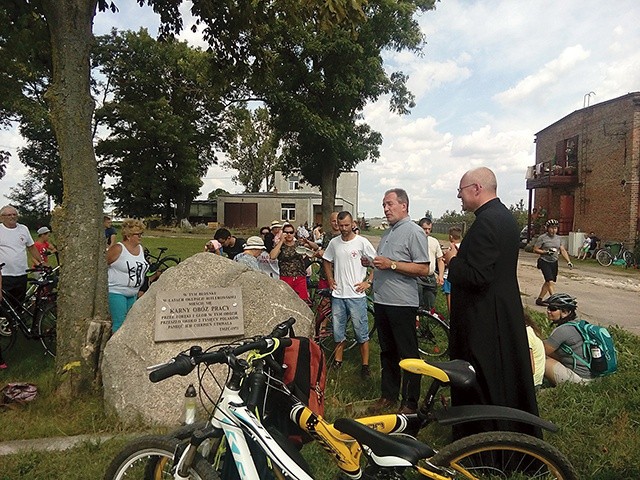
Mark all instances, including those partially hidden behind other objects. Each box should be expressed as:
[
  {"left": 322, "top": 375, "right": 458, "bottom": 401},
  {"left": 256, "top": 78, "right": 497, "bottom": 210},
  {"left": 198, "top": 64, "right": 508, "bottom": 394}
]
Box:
[
  {"left": 561, "top": 320, "right": 617, "bottom": 376},
  {"left": 278, "top": 336, "right": 326, "bottom": 416},
  {"left": 268, "top": 336, "right": 327, "bottom": 447}
]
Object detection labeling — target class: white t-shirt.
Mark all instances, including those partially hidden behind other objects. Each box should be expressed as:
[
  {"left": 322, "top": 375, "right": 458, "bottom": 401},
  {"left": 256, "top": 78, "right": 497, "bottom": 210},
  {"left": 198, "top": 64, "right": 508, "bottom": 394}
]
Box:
[
  {"left": 0, "top": 223, "right": 35, "bottom": 276},
  {"left": 322, "top": 235, "right": 377, "bottom": 298},
  {"left": 426, "top": 236, "right": 443, "bottom": 276}
]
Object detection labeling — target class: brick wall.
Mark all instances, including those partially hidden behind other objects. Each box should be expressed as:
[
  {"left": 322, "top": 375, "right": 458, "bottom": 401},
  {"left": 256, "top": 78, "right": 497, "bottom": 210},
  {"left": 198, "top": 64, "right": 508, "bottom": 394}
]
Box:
[{"left": 533, "top": 92, "right": 640, "bottom": 246}]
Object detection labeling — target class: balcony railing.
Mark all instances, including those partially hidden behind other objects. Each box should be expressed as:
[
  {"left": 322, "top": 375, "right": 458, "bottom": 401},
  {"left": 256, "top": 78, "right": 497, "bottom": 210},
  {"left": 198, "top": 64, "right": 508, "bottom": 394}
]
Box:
[{"left": 526, "top": 161, "right": 578, "bottom": 189}]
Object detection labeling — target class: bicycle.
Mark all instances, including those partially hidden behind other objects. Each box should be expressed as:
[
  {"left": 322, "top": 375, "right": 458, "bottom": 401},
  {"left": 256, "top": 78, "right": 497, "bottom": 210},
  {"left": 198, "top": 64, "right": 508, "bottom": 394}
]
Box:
[
  {"left": 416, "top": 307, "right": 450, "bottom": 358},
  {"left": 0, "top": 264, "right": 57, "bottom": 356},
  {"left": 144, "top": 247, "right": 181, "bottom": 276},
  {"left": 595, "top": 241, "right": 634, "bottom": 267},
  {"left": 105, "top": 318, "right": 577, "bottom": 480}
]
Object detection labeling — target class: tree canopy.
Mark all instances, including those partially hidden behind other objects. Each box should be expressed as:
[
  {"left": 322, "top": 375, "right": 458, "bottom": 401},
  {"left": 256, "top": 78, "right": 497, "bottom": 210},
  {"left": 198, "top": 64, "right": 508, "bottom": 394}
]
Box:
[
  {"left": 222, "top": 106, "right": 281, "bottom": 193},
  {"left": 94, "top": 28, "right": 228, "bottom": 222}
]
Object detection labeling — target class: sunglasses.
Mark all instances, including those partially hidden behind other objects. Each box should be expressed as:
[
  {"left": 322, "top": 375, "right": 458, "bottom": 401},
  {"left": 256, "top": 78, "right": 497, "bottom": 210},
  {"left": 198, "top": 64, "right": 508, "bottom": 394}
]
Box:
[
  {"left": 283, "top": 231, "right": 295, "bottom": 234},
  {"left": 546, "top": 306, "right": 559, "bottom": 312}
]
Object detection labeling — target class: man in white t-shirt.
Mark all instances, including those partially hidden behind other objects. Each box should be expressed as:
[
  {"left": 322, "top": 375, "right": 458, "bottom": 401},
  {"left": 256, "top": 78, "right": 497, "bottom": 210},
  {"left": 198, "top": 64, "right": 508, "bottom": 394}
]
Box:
[
  {"left": 322, "top": 211, "right": 377, "bottom": 378},
  {"left": 0, "top": 205, "right": 43, "bottom": 306},
  {"left": 417, "top": 217, "right": 444, "bottom": 310}
]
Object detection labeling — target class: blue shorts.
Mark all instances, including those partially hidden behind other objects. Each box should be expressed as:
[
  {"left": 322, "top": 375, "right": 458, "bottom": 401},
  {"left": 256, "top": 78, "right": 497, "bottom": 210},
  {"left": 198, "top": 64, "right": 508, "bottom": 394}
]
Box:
[
  {"left": 442, "top": 279, "right": 451, "bottom": 295},
  {"left": 331, "top": 296, "right": 369, "bottom": 344}
]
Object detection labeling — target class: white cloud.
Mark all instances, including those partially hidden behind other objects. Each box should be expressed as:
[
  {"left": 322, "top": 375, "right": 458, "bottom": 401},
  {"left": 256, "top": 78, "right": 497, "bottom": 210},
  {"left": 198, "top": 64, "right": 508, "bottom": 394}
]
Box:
[
  {"left": 494, "top": 45, "right": 591, "bottom": 105},
  {"left": 2, "top": 0, "right": 639, "bottom": 221}
]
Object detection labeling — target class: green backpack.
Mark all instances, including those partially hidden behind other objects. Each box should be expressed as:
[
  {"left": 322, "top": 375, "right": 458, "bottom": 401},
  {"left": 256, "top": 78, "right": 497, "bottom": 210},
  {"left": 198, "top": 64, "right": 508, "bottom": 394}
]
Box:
[{"left": 561, "top": 320, "right": 617, "bottom": 377}]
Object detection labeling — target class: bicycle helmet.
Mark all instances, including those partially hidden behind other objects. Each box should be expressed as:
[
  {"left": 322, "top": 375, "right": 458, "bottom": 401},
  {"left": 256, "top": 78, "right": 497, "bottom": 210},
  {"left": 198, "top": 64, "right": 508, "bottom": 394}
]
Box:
[
  {"left": 546, "top": 293, "right": 577, "bottom": 310},
  {"left": 545, "top": 219, "right": 559, "bottom": 228}
]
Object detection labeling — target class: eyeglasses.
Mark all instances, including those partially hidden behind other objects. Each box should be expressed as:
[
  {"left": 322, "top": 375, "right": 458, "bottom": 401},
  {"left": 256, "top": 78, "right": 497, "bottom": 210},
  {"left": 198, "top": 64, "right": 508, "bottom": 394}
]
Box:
[
  {"left": 546, "top": 306, "right": 559, "bottom": 312},
  {"left": 1, "top": 213, "right": 17, "bottom": 217},
  {"left": 457, "top": 183, "right": 477, "bottom": 194},
  {"left": 283, "top": 231, "right": 295, "bottom": 234}
]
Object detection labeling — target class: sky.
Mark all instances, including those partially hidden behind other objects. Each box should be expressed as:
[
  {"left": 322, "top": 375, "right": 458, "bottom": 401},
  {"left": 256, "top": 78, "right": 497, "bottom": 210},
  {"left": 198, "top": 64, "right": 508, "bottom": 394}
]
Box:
[{"left": 1, "top": 0, "right": 639, "bottom": 219}]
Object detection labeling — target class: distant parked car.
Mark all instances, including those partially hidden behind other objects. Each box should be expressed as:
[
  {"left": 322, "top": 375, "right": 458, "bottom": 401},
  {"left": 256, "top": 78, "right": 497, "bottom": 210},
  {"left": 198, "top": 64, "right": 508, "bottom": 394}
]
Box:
[{"left": 519, "top": 226, "right": 529, "bottom": 249}]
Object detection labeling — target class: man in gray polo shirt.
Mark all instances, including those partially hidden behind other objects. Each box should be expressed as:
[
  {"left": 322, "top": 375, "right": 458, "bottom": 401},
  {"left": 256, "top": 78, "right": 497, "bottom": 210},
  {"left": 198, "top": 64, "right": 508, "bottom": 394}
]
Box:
[{"left": 369, "top": 188, "right": 429, "bottom": 414}]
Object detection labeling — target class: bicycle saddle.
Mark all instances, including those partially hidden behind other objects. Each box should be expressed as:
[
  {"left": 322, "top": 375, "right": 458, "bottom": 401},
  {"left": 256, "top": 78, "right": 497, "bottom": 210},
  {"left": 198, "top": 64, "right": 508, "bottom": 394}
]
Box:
[
  {"left": 316, "top": 289, "right": 332, "bottom": 298},
  {"left": 400, "top": 358, "right": 476, "bottom": 389},
  {"left": 333, "top": 418, "right": 434, "bottom": 464}
]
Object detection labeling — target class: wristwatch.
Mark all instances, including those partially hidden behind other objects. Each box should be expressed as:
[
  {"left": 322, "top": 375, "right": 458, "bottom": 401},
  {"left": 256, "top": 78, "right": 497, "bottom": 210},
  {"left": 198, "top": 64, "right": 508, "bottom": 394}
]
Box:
[{"left": 390, "top": 261, "right": 397, "bottom": 270}]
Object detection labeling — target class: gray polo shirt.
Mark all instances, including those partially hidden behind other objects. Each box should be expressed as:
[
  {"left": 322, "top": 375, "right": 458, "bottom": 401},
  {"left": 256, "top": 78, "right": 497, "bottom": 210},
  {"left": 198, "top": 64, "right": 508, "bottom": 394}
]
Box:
[{"left": 373, "top": 216, "right": 430, "bottom": 307}]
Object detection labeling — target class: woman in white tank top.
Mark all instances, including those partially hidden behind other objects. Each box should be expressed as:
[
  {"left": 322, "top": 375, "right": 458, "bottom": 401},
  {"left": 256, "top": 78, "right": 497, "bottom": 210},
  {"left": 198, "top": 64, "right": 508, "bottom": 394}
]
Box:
[{"left": 107, "top": 219, "right": 149, "bottom": 332}]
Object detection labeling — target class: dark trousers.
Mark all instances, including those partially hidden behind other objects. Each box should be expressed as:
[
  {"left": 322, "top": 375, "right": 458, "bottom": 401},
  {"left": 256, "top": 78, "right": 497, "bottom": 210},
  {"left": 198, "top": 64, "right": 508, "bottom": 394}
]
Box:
[{"left": 374, "top": 303, "right": 421, "bottom": 409}]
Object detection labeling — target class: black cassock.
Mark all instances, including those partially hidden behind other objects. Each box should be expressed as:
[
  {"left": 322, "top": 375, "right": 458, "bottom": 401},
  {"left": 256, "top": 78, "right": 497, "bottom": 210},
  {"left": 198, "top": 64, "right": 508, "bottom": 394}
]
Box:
[{"left": 448, "top": 198, "right": 541, "bottom": 439}]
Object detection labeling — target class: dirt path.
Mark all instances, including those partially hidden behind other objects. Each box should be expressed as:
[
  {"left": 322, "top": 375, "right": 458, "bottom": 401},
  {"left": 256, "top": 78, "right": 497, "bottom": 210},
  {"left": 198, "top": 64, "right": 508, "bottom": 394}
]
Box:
[
  {"left": 363, "top": 235, "right": 640, "bottom": 334},
  {"left": 517, "top": 251, "right": 640, "bottom": 334}
]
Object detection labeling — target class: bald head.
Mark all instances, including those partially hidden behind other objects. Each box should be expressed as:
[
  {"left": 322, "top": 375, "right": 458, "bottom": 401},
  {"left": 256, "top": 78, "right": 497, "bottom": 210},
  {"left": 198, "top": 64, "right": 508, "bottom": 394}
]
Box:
[
  {"left": 463, "top": 167, "right": 497, "bottom": 194},
  {"left": 457, "top": 167, "right": 498, "bottom": 212}
]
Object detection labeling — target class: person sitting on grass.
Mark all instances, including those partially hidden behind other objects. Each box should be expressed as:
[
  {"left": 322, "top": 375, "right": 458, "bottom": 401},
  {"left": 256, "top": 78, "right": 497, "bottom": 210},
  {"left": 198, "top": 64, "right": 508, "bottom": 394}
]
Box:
[
  {"left": 543, "top": 293, "right": 594, "bottom": 386},
  {"left": 524, "top": 312, "right": 545, "bottom": 388}
]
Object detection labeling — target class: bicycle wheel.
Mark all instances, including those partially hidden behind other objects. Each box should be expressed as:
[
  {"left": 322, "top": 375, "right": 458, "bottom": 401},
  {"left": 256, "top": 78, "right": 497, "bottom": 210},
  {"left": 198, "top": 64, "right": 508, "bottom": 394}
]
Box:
[
  {"left": 416, "top": 311, "right": 449, "bottom": 358},
  {"left": 157, "top": 257, "right": 180, "bottom": 272},
  {"left": 36, "top": 302, "right": 57, "bottom": 356},
  {"left": 0, "top": 315, "right": 17, "bottom": 353},
  {"left": 622, "top": 250, "right": 634, "bottom": 267},
  {"left": 104, "top": 435, "right": 219, "bottom": 480},
  {"left": 595, "top": 249, "right": 612, "bottom": 267},
  {"left": 428, "top": 431, "right": 578, "bottom": 479}
]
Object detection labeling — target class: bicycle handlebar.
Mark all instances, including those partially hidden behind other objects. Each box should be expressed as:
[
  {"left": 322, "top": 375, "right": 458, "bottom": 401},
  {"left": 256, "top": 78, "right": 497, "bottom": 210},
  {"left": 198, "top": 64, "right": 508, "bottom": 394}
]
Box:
[{"left": 147, "top": 317, "right": 296, "bottom": 383}]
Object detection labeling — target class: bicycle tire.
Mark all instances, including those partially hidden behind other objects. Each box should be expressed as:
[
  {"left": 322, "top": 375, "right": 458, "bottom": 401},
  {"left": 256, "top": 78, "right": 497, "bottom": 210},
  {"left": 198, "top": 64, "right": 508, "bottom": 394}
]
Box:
[
  {"left": 428, "top": 431, "right": 578, "bottom": 480},
  {"left": 622, "top": 250, "right": 634, "bottom": 267},
  {"left": 104, "top": 435, "right": 219, "bottom": 480},
  {"left": 416, "top": 311, "right": 449, "bottom": 359},
  {"left": 160, "top": 257, "right": 180, "bottom": 269},
  {"left": 595, "top": 249, "right": 612, "bottom": 267},
  {"left": 0, "top": 315, "right": 17, "bottom": 353},
  {"left": 36, "top": 302, "right": 57, "bottom": 356}
]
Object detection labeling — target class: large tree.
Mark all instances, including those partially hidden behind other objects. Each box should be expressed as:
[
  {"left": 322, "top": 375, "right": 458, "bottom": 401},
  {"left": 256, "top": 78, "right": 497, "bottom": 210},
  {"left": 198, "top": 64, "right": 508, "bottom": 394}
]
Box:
[
  {"left": 222, "top": 106, "right": 281, "bottom": 193},
  {"left": 259, "top": 2, "right": 435, "bottom": 228},
  {"left": 0, "top": 0, "right": 383, "bottom": 397},
  {"left": 94, "top": 29, "right": 226, "bottom": 222}
]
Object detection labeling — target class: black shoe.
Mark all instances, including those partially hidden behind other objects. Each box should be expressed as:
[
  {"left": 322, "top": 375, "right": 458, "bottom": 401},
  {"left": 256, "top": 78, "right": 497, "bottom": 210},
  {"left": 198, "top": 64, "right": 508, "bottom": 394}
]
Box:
[
  {"left": 360, "top": 365, "right": 371, "bottom": 378},
  {"left": 331, "top": 360, "right": 343, "bottom": 370},
  {"left": 535, "top": 297, "right": 547, "bottom": 306}
]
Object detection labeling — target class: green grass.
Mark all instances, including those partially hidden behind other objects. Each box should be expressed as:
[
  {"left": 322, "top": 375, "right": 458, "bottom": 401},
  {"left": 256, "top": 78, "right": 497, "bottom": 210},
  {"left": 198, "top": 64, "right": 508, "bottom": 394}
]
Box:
[{"left": 2, "top": 252, "right": 640, "bottom": 478}]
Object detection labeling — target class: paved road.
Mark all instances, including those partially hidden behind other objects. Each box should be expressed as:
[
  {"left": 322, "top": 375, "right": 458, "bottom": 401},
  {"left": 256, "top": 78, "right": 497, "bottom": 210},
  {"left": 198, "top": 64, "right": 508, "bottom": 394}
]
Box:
[{"left": 364, "top": 235, "right": 640, "bottom": 334}]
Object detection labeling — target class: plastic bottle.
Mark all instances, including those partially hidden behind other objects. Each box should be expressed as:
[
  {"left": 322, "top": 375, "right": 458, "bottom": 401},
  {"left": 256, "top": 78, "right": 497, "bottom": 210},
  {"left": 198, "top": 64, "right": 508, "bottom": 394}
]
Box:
[
  {"left": 589, "top": 344, "right": 607, "bottom": 374},
  {"left": 183, "top": 384, "right": 197, "bottom": 425}
]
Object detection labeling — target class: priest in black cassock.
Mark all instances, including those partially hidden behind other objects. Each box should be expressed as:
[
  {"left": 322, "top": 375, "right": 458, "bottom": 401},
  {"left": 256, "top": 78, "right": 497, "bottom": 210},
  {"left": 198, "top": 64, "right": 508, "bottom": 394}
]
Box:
[{"left": 444, "top": 167, "right": 541, "bottom": 440}]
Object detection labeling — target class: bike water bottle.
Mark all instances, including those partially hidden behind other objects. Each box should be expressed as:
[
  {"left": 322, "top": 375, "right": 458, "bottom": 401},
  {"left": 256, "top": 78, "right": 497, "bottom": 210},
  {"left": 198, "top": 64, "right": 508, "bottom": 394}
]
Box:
[
  {"left": 183, "top": 384, "right": 197, "bottom": 425},
  {"left": 590, "top": 344, "right": 607, "bottom": 374}
]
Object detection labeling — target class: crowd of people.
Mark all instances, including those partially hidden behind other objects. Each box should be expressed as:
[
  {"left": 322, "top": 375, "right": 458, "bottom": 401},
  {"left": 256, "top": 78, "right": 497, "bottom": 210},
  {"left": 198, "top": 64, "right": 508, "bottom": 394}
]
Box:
[{"left": 1, "top": 169, "right": 611, "bottom": 446}]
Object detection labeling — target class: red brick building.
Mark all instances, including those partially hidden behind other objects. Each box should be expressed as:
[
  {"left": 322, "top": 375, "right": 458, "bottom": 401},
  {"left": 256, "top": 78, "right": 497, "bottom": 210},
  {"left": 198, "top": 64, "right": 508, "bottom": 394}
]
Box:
[{"left": 526, "top": 92, "right": 640, "bottom": 247}]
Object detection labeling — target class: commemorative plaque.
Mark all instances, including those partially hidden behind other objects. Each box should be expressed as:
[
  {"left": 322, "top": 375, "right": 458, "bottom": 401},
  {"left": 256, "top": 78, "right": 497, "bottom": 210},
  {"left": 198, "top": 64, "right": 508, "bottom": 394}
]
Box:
[{"left": 154, "top": 287, "right": 244, "bottom": 342}]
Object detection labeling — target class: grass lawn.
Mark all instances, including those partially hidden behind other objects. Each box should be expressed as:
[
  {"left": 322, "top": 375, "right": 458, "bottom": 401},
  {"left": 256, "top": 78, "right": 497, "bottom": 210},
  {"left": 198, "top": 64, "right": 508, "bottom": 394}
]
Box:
[{"left": 1, "top": 231, "right": 640, "bottom": 478}]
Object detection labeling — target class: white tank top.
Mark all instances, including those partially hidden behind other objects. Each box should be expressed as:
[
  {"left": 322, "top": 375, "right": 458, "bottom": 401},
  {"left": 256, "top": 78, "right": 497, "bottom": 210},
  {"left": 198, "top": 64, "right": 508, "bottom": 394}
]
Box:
[{"left": 108, "top": 242, "right": 149, "bottom": 297}]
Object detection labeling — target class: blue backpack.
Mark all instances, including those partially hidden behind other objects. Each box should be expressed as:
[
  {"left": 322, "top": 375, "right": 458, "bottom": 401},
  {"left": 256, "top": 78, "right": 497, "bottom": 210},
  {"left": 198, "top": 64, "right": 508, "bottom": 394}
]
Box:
[{"left": 561, "top": 320, "right": 617, "bottom": 376}]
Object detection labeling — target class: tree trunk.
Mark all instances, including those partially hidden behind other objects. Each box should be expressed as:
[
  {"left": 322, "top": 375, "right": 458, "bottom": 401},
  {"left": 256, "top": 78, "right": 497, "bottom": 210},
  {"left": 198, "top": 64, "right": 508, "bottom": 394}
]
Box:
[
  {"left": 320, "top": 164, "right": 338, "bottom": 232},
  {"left": 41, "top": 0, "right": 110, "bottom": 396}
]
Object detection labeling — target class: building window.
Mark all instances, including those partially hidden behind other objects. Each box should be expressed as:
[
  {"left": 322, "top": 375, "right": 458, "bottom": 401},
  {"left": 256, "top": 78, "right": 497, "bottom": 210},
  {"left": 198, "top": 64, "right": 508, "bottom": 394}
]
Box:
[
  {"left": 281, "top": 203, "right": 296, "bottom": 222},
  {"left": 288, "top": 176, "right": 300, "bottom": 191}
]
